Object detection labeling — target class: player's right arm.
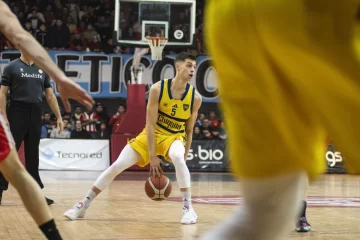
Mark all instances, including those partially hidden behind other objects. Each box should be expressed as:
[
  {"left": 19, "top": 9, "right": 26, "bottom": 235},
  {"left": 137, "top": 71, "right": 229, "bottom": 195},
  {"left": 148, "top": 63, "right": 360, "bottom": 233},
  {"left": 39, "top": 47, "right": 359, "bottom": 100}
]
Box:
[
  {"left": 146, "top": 82, "right": 164, "bottom": 177},
  {"left": 0, "top": 1, "right": 94, "bottom": 112}
]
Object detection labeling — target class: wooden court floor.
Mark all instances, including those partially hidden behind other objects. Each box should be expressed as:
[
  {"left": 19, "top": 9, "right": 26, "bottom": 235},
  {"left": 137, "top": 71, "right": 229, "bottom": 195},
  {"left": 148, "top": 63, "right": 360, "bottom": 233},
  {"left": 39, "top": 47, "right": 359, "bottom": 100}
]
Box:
[{"left": 1, "top": 171, "right": 360, "bottom": 239}]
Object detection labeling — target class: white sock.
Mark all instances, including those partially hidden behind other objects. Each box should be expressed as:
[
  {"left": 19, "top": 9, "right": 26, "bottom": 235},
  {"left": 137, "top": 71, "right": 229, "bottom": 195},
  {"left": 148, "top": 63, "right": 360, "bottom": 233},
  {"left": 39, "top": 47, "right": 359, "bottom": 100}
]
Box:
[
  {"left": 182, "top": 191, "right": 192, "bottom": 207},
  {"left": 83, "top": 190, "right": 96, "bottom": 208}
]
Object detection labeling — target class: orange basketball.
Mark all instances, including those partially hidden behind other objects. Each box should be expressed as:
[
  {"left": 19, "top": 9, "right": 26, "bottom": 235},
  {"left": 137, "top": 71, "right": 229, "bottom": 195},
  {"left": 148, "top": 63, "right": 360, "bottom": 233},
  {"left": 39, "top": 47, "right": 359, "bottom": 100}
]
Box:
[{"left": 145, "top": 175, "right": 172, "bottom": 201}]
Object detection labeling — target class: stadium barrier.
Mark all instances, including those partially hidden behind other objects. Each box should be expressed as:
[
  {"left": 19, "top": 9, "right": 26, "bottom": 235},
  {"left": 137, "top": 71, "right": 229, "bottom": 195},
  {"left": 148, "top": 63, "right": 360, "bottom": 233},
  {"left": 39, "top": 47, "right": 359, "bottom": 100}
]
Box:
[{"left": 17, "top": 139, "right": 344, "bottom": 173}]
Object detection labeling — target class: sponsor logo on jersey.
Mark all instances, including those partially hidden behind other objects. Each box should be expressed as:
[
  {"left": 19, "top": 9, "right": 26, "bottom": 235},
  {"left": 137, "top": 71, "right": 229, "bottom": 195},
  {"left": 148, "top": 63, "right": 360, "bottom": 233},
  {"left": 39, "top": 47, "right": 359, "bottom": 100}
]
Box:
[
  {"left": 158, "top": 115, "right": 182, "bottom": 130},
  {"left": 21, "top": 73, "right": 43, "bottom": 79}
]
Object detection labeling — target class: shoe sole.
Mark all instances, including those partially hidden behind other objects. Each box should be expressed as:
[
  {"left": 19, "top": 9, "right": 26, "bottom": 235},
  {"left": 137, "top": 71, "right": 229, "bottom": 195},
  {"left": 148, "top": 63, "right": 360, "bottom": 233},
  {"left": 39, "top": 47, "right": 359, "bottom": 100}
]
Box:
[
  {"left": 181, "top": 214, "right": 197, "bottom": 225},
  {"left": 64, "top": 211, "right": 86, "bottom": 220},
  {"left": 296, "top": 227, "right": 311, "bottom": 232},
  {"left": 181, "top": 220, "right": 197, "bottom": 225},
  {"left": 64, "top": 213, "right": 76, "bottom": 220}
]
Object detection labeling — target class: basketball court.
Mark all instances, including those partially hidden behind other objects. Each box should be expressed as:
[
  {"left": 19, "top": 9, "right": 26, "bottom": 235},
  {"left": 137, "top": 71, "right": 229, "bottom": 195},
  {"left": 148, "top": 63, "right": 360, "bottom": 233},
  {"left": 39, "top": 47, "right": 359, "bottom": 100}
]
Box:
[
  {"left": 1, "top": 0, "right": 359, "bottom": 239},
  {"left": 0, "top": 171, "right": 360, "bottom": 239}
]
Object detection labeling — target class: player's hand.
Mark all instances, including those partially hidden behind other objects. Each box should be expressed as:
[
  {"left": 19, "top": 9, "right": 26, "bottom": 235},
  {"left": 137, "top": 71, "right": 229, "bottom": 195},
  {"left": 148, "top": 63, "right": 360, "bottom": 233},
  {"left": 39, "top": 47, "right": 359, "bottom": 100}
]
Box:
[
  {"left": 149, "top": 156, "right": 164, "bottom": 177},
  {"left": 57, "top": 118, "right": 63, "bottom": 134},
  {"left": 55, "top": 76, "right": 94, "bottom": 113}
]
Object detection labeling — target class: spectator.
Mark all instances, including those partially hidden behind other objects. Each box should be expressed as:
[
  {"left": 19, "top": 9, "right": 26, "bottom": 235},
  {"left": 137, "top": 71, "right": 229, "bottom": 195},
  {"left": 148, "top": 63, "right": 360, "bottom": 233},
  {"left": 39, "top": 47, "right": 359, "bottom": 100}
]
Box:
[
  {"left": 50, "top": 19, "right": 70, "bottom": 50},
  {"left": 78, "top": 5, "right": 88, "bottom": 21},
  {"left": 43, "top": 4, "right": 56, "bottom": 25},
  {"left": 66, "top": 122, "right": 73, "bottom": 132},
  {"left": 72, "top": 106, "right": 83, "bottom": 126},
  {"left": 42, "top": 112, "right": 52, "bottom": 137},
  {"left": 35, "top": 23, "right": 50, "bottom": 48},
  {"left": 102, "top": 38, "right": 116, "bottom": 54},
  {"left": 68, "top": 1, "right": 80, "bottom": 26},
  {"left": 219, "top": 121, "right": 227, "bottom": 140},
  {"left": 95, "top": 123, "right": 110, "bottom": 139},
  {"left": 69, "top": 29, "right": 87, "bottom": 51},
  {"left": 209, "top": 111, "right": 219, "bottom": 127},
  {"left": 200, "top": 118, "right": 210, "bottom": 131},
  {"left": 61, "top": 6, "right": 70, "bottom": 23},
  {"left": 95, "top": 102, "right": 109, "bottom": 131},
  {"left": 40, "top": 126, "right": 48, "bottom": 138},
  {"left": 95, "top": 15, "right": 111, "bottom": 42},
  {"left": 209, "top": 126, "right": 222, "bottom": 140},
  {"left": 49, "top": 122, "right": 57, "bottom": 134},
  {"left": 81, "top": 6, "right": 97, "bottom": 26},
  {"left": 79, "top": 21, "right": 87, "bottom": 32},
  {"left": 50, "top": 119, "right": 71, "bottom": 139},
  {"left": 88, "top": 35, "right": 101, "bottom": 52},
  {"left": 66, "top": 16, "right": 77, "bottom": 35},
  {"left": 82, "top": 23, "right": 99, "bottom": 44},
  {"left": 80, "top": 108, "right": 99, "bottom": 137},
  {"left": 71, "top": 120, "right": 92, "bottom": 139},
  {"left": 27, "top": 7, "right": 45, "bottom": 30},
  {"left": 109, "top": 104, "right": 126, "bottom": 127},
  {"left": 192, "top": 126, "right": 204, "bottom": 140},
  {"left": 202, "top": 129, "right": 212, "bottom": 140},
  {"left": 196, "top": 112, "right": 206, "bottom": 126}
]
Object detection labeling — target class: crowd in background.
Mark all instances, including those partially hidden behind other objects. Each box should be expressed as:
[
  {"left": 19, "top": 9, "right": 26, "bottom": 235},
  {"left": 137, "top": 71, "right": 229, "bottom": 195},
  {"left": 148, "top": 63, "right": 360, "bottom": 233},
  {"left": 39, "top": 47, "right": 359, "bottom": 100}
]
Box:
[
  {"left": 41, "top": 103, "right": 225, "bottom": 140},
  {"left": 1, "top": 0, "right": 221, "bottom": 140},
  {"left": 0, "top": 0, "right": 206, "bottom": 55}
]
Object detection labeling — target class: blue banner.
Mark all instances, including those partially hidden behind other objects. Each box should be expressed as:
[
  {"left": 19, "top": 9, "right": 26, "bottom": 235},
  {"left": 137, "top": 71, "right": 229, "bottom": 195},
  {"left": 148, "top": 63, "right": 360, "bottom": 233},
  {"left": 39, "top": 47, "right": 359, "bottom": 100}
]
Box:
[{"left": 0, "top": 51, "right": 219, "bottom": 102}]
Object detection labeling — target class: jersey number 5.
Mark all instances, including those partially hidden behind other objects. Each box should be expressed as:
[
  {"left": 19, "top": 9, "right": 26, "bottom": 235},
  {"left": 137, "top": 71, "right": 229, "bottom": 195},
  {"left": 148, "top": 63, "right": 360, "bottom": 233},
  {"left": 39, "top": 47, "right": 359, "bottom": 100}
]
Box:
[{"left": 171, "top": 108, "right": 177, "bottom": 116}]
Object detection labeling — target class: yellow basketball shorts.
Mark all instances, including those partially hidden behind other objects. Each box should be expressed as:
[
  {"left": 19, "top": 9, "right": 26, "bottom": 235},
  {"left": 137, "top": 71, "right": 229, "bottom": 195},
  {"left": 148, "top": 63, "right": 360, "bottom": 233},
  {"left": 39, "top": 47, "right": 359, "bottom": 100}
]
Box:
[
  {"left": 205, "top": 0, "right": 360, "bottom": 179},
  {"left": 128, "top": 130, "right": 186, "bottom": 167}
]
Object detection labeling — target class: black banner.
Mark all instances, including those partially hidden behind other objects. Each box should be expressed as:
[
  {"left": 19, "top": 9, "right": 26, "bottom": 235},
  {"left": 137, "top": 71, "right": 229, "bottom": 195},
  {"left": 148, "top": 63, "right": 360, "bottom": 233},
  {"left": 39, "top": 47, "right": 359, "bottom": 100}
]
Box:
[
  {"left": 163, "top": 140, "right": 229, "bottom": 172},
  {"left": 162, "top": 140, "right": 346, "bottom": 173},
  {"left": 325, "top": 142, "right": 346, "bottom": 174}
]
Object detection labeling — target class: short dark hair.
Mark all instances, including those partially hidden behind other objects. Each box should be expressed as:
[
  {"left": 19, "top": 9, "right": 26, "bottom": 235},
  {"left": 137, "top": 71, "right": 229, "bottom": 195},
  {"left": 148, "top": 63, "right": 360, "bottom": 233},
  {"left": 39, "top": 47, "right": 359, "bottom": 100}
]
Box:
[{"left": 175, "top": 52, "right": 196, "bottom": 63}]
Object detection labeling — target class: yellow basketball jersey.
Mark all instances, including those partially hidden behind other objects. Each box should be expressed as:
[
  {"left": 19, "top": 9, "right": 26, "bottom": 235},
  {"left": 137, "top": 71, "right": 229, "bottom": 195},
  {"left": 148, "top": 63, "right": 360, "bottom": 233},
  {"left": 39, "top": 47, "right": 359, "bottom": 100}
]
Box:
[{"left": 156, "top": 79, "right": 195, "bottom": 136}]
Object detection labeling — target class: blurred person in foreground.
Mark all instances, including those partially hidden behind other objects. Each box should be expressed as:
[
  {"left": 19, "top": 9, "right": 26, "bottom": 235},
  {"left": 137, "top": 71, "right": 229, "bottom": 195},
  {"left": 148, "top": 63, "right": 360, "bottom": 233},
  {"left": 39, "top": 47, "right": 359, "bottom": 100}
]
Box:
[{"left": 201, "top": 1, "right": 360, "bottom": 240}]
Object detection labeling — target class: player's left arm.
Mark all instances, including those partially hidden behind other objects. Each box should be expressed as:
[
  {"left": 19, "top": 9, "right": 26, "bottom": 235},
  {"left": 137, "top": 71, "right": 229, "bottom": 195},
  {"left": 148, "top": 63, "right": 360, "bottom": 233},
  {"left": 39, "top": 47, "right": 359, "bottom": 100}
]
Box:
[{"left": 184, "top": 91, "right": 202, "bottom": 160}]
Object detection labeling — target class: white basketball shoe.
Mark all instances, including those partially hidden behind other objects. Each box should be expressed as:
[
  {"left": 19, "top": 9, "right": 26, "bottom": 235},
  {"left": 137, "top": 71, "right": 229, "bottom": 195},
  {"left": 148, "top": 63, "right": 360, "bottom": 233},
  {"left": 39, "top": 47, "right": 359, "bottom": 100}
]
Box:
[
  {"left": 64, "top": 201, "right": 87, "bottom": 220},
  {"left": 181, "top": 205, "right": 197, "bottom": 224}
]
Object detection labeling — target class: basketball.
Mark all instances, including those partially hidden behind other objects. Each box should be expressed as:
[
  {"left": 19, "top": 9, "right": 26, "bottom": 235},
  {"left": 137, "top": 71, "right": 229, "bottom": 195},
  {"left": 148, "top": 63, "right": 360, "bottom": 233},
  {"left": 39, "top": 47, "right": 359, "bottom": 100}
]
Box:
[{"left": 145, "top": 175, "right": 172, "bottom": 201}]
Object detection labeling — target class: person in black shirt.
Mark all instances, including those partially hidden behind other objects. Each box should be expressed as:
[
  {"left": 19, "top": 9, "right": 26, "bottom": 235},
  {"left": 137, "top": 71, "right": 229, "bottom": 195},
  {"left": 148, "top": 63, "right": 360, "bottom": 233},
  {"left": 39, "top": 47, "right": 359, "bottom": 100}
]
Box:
[
  {"left": 71, "top": 120, "right": 92, "bottom": 139},
  {"left": 0, "top": 50, "right": 63, "bottom": 205},
  {"left": 95, "top": 122, "right": 109, "bottom": 139}
]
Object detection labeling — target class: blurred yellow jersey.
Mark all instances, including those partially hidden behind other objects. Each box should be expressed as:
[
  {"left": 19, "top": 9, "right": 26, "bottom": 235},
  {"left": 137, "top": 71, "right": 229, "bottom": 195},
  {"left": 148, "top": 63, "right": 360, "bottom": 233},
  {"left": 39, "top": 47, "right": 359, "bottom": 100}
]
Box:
[
  {"left": 205, "top": 0, "right": 360, "bottom": 179},
  {"left": 129, "top": 79, "right": 195, "bottom": 167}
]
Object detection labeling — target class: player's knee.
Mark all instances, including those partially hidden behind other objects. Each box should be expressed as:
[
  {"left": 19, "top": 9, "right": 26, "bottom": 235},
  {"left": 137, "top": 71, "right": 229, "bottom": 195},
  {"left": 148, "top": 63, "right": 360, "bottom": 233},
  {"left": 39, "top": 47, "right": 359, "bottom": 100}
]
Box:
[
  {"left": 169, "top": 140, "right": 185, "bottom": 164},
  {"left": 104, "top": 145, "right": 140, "bottom": 176},
  {"left": 170, "top": 151, "right": 184, "bottom": 164}
]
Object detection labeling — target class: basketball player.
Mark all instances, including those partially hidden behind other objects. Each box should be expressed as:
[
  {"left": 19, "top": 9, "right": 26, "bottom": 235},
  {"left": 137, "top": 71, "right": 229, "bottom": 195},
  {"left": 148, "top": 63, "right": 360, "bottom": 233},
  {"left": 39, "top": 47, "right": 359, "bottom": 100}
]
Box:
[
  {"left": 0, "top": 1, "right": 93, "bottom": 239},
  {"left": 64, "top": 52, "right": 202, "bottom": 224},
  {"left": 200, "top": 1, "right": 360, "bottom": 239}
]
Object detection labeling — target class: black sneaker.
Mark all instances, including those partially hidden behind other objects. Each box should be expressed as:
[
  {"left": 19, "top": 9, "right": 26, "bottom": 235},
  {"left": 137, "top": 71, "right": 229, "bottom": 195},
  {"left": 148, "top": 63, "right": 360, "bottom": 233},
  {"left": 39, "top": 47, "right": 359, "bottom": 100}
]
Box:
[
  {"left": 45, "top": 197, "right": 54, "bottom": 205},
  {"left": 296, "top": 217, "right": 311, "bottom": 232}
]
